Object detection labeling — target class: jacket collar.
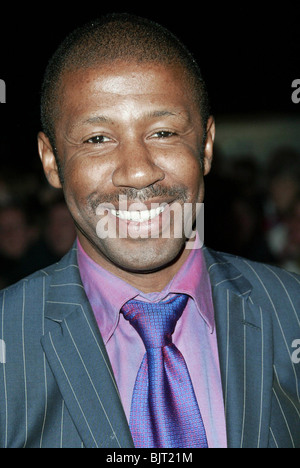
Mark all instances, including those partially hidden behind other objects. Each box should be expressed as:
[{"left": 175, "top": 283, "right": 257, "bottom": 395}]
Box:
[
  {"left": 202, "top": 246, "right": 253, "bottom": 298},
  {"left": 45, "top": 243, "right": 254, "bottom": 320}
]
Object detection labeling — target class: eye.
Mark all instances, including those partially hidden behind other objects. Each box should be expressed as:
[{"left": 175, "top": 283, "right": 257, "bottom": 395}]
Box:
[
  {"left": 152, "top": 131, "right": 176, "bottom": 139},
  {"left": 84, "top": 135, "right": 112, "bottom": 144}
]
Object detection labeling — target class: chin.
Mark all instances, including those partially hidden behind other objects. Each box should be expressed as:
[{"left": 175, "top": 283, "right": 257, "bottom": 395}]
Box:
[{"left": 99, "top": 237, "right": 187, "bottom": 274}]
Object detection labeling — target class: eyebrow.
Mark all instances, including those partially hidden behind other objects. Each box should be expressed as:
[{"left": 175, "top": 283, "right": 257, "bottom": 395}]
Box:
[
  {"left": 145, "top": 110, "right": 177, "bottom": 119},
  {"left": 83, "top": 115, "right": 114, "bottom": 125},
  {"left": 78, "top": 108, "right": 190, "bottom": 128},
  {"left": 141, "top": 109, "right": 191, "bottom": 122}
]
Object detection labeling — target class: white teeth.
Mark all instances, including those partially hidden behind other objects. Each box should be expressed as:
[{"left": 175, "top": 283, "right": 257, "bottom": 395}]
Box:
[{"left": 110, "top": 206, "right": 165, "bottom": 222}]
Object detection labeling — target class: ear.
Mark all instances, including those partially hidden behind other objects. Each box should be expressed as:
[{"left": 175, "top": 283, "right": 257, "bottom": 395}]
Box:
[
  {"left": 37, "top": 132, "right": 62, "bottom": 189},
  {"left": 202, "top": 116, "right": 215, "bottom": 176}
]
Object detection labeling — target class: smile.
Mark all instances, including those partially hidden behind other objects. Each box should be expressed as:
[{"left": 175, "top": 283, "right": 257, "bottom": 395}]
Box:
[{"left": 110, "top": 205, "right": 166, "bottom": 222}]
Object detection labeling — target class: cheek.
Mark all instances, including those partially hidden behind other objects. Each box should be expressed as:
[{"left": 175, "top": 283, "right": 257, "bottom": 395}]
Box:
[
  {"left": 184, "top": 160, "right": 205, "bottom": 204},
  {"left": 63, "top": 157, "right": 110, "bottom": 202},
  {"left": 168, "top": 154, "right": 203, "bottom": 198},
  {"left": 60, "top": 164, "right": 96, "bottom": 224}
]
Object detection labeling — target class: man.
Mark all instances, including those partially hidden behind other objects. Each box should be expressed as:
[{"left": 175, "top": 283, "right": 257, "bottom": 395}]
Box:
[{"left": 0, "top": 14, "right": 299, "bottom": 449}]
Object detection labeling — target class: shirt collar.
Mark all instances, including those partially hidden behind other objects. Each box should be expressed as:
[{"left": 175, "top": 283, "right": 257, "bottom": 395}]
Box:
[
  {"left": 162, "top": 234, "right": 215, "bottom": 332},
  {"left": 77, "top": 240, "right": 141, "bottom": 343},
  {"left": 77, "top": 235, "right": 215, "bottom": 343}
]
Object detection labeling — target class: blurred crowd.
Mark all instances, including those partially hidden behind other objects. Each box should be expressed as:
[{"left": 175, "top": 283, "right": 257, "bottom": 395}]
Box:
[
  {"left": 0, "top": 145, "right": 300, "bottom": 289},
  {"left": 0, "top": 169, "right": 76, "bottom": 289},
  {"left": 205, "top": 146, "right": 300, "bottom": 275}
]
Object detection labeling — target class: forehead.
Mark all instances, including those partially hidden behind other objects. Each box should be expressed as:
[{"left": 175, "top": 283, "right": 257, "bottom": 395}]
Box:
[{"left": 58, "top": 61, "right": 200, "bottom": 117}]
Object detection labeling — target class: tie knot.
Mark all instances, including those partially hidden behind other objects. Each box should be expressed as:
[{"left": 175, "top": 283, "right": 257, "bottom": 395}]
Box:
[{"left": 121, "top": 294, "right": 188, "bottom": 349}]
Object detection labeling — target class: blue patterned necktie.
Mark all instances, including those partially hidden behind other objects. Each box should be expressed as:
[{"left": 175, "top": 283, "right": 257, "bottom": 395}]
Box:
[{"left": 121, "top": 294, "right": 208, "bottom": 448}]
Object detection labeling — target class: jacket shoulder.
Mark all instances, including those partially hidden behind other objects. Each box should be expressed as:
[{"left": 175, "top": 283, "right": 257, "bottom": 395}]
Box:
[
  {"left": 0, "top": 244, "right": 79, "bottom": 320},
  {"left": 0, "top": 267, "right": 54, "bottom": 351},
  {"left": 225, "top": 251, "right": 300, "bottom": 299},
  {"left": 205, "top": 247, "right": 300, "bottom": 331},
  {"left": 206, "top": 247, "right": 300, "bottom": 292}
]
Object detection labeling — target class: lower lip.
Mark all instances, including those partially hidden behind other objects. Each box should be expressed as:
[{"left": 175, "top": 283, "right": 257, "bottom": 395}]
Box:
[{"left": 107, "top": 203, "right": 172, "bottom": 239}]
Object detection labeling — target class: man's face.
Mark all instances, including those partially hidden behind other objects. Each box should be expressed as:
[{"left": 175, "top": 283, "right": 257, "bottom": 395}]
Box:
[{"left": 38, "top": 61, "right": 214, "bottom": 275}]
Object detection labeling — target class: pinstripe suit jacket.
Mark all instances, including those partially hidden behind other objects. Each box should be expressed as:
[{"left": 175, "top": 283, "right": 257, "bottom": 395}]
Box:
[{"left": 0, "top": 243, "right": 299, "bottom": 448}]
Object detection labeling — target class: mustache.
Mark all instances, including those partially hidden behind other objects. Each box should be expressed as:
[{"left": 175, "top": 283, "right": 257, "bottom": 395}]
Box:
[{"left": 88, "top": 184, "right": 189, "bottom": 210}]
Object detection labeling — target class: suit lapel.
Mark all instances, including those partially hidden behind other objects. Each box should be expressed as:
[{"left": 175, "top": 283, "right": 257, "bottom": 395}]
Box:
[
  {"left": 203, "top": 248, "right": 273, "bottom": 448},
  {"left": 41, "top": 245, "right": 134, "bottom": 448}
]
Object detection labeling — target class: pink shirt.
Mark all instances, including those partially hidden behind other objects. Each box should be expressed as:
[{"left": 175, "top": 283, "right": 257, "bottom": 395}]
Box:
[{"left": 77, "top": 237, "right": 227, "bottom": 448}]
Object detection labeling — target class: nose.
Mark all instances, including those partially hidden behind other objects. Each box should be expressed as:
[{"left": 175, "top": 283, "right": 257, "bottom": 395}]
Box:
[{"left": 112, "top": 140, "right": 165, "bottom": 190}]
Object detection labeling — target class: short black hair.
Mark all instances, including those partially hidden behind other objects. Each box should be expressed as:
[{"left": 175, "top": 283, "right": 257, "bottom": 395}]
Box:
[{"left": 40, "top": 13, "right": 211, "bottom": 150}]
